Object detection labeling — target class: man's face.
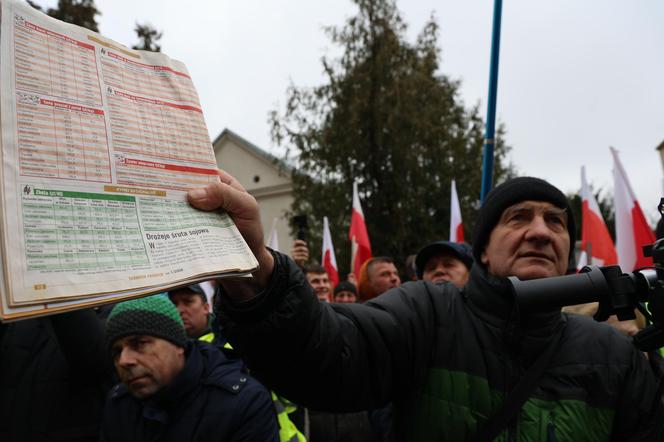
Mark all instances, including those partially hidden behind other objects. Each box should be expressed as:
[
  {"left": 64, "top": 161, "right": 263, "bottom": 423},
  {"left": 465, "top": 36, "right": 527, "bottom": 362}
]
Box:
[
  {"left": 111, "top": 335, "right": 185, "bottom": 399},
  {"left": 368, "top": 262, "right": 401, "bottom": 295},
  {"left": 334, "top": 290, "right": 357, "bottom": 303},
  {"left": 422, "top": 252, "right": 470, "bottom": 287},
  {"left": 481, "top": 200, "right": 570, "bottom": 280},
  {"left": 307, "top": 272, "right": 332, "bottom": 302},
  {"left": 169, "top": 290, "right": 210, "bottom": 338}
]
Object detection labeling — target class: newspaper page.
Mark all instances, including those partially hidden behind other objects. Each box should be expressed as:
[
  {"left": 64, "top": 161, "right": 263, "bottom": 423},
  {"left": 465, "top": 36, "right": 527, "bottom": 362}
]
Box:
[{"left": 0, "top": 0, "right": 257, "bottom": 316}]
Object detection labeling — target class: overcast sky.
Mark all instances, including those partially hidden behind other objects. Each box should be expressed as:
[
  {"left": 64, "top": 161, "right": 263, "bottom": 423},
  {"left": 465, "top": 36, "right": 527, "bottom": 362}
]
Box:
[{"left": 39, "top": 0, "right": 664, "bottom": 221}]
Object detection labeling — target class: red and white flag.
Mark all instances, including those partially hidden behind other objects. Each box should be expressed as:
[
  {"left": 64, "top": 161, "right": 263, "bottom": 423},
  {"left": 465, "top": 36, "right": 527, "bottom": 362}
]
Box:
[
  {"left": 580, "top": 166, "right": 617, "bottom": 266},
  {"left": 611, "top": 147, "right": 655, "bottom": 271},
  {"left": 576, "top": 250, "right": 588, "bottom": 271},
  {"left": 266, "top": 217, "right": 279, "bottom": 251},
  {"left": 449, "top": 179, "right": 464, "bottom": 243},
  {"left": 322, "top": 216, "right": 339, "bottom": 291},
  {"left": 349, "top": 181, "right": 372, "bottom": 277}
]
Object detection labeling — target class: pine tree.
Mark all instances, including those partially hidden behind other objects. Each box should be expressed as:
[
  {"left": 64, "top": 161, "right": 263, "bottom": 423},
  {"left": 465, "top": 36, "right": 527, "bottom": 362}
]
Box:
[
  {"left": 270, "top": 0, "right": 514, "bottom": 274},
  {"left": 132, "top": 23, "right": 163, "bottom": 52},
  {"left": 28, "top": 0, "right": 100, "bottom": 32}
]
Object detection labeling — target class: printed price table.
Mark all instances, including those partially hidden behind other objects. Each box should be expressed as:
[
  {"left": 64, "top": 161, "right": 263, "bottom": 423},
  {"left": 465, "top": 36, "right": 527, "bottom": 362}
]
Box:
[
  {"left": 16, "top": 96, "right": 111, "bottom": 182},
  {"left": 22, "top": 188, "right": 148, "bottom": 271},
  {"left": 14, "top": 16, "right": 102, "bottom": 105},
  {"left": 107, "top": 90, "right": 212, "bottom": 164}
]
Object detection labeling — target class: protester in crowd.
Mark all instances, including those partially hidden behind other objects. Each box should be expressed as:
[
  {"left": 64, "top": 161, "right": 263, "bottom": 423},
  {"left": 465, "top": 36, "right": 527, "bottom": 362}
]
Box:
[
  {"left": 168, "top": 282, "right": 215, "bottom": 339},
  {"left": 414, "top": 240, "right": 473, "bottom": 288},
  {"left": 101, "top": 295, "right": 279, "bottom": 441},
  {"left": 0, "top": 308, "right": 112, "bottom": 442},
  {"left": 357, "top": 256, "right": 401, "bottom": 301},
  {"left": 169, "top": 284, "right": 306, "bottom": 442},
  {"left": 403, "top": 254, "right": 418, "bottom": 282},
  {"left": 305, "top": 264, "right": 333, "bottom": 303},
  {"left": 187, "top": 172, "right": 664, "bottom": 441},
  {"left": 291, "top": 239, "right": 309, "bottom": 268},
  {"left": 333, "top": 281, "right": 358, "bottom": 303}
]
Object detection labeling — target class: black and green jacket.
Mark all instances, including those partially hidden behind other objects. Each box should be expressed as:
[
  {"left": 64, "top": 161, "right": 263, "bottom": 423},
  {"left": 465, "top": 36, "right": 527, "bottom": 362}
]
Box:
[{"left": 218, "top": 251, "right": 664, "bottom": 441}]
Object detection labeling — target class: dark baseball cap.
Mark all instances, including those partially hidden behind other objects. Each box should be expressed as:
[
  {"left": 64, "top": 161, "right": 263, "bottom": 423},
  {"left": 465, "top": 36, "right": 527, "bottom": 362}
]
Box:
[
  {"left": 415, "top": 241, "right": 474, "bottom": 279},
  {"left": 168, "top": 283, "right": 208, "bottom": 303}
]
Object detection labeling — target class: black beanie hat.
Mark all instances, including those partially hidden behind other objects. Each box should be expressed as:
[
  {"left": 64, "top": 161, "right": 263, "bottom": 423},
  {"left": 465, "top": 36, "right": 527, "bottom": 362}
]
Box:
[
  {"left": 106, "top": 295, "right": 187, "bottom": 350},
  {"left": 334, "top": 281, "right": 357, "bottom": 296},
  {"left": 472, "top": 177, "right": 576, "bottom": 265}
]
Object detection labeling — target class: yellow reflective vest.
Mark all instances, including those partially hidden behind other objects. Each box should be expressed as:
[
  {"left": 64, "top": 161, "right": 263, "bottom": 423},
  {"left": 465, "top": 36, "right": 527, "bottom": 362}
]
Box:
[{"left": 198, "top": 332, "right": 306, "bottom": 441}]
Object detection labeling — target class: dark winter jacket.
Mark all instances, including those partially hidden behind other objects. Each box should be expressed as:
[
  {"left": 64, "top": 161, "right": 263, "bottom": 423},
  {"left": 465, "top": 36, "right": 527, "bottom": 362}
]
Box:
[
  {"left": 101, "top": 340, "right": 279, "bottom": 442},
  {"left": 217, "top": 251, "right": 664, "bottom": 441},
  {"left": 0, "top": 308, "right": 112, "bottom": 442},
  {"left": 308, "top": 409, "right": 380, "bottom": 442}
]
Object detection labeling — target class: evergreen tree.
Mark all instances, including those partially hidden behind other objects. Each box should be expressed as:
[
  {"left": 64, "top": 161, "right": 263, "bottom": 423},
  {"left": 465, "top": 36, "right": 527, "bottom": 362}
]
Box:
[
  {"left": 270, "top": 0, "right": 513, "bottom": 274},
  {"left": 132, "top": 23, "right": 162, "bottom": 52},
  {"left": 28, "top": 0, "right": 100, "bottom": 32},
  {"left": 28, "top": 1, "right": 163, "bottom": 52}
]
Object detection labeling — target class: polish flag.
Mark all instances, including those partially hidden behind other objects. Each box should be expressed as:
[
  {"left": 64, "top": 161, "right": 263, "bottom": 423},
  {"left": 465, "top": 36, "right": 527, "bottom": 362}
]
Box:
[
  {"left": 580, "top": 166, "right": 617, "bottom": 266},
  {"left": 576, "top": 250, "right": 588, "bottom": 271},
  {"left": 322, "top": 216, "right": 339, "bottom": 291},
  {"left": 611, "top": 147, "right": 655, "bottom": 271},
  {"left": 349, "top": 181, "right": 372, "bottom": 277},
  {"left": 266, "top": 218, "right": 279, "bottom": 251},
  {"left": 449, "top": 179, "right": 464, "bottom": 243}
]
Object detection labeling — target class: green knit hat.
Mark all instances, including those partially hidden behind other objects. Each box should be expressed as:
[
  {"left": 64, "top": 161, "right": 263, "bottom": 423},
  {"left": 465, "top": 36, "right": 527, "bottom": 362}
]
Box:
[{"left": 105, "top": 295, "right": 187, "bottom": 349}]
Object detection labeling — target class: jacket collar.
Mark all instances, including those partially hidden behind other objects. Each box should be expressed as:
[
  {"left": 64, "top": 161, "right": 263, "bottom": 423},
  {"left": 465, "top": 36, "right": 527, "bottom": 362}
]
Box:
[
  {"left": 141, "top": 341, "right": 202, "bottom": 420},
  {"left": 463, "top": 265, "right": 565, "bottom": 359},
  {"left": 463, "top": 265, "right": 515, "bottom": 325}
]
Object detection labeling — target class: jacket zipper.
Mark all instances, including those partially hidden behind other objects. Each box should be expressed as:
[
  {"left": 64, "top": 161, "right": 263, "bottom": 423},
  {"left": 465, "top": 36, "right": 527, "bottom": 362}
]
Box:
[
  {"left": 547, "top": 410, "right": 556, "bottom": 442},
  {"left": 507, "top": 418, "right": 517, "bottom": 442}
]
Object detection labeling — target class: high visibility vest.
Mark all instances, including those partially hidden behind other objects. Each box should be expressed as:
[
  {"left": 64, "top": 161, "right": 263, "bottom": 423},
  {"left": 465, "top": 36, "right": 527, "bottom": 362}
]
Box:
[
  {"left": 198, "top": 332, "right": 214, "bottom": 343},
  {"left": 271, "top": 392, "right": 306, "bottom": 442},
  {"left": 198, "top": 332, "right": 306, "bottom": 441}
]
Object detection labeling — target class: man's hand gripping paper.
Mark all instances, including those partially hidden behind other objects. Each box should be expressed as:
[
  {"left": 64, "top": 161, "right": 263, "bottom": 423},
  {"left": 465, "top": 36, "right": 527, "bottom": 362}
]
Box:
[{"left": 187, "top": 170, "right": 274, "bottom": 300}]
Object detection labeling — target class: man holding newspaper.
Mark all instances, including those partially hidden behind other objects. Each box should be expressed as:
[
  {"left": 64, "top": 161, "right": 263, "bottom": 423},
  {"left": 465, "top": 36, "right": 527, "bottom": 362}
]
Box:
[{"left": 187, "top": 171, "right": 664, "bottom": 441}]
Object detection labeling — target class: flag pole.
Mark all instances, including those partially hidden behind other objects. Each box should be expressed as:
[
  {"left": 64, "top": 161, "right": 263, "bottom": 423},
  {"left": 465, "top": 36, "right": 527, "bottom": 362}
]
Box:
[{"left": 480, "top": 0, "right": 504, "bottom": 203}]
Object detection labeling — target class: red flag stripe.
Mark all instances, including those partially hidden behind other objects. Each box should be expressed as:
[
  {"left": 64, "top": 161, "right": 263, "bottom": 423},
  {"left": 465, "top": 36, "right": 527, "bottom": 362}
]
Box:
[
  {"left": 349, "top": 182, "right": 372, "bottom": 276},
  {"left": 580, "top": 200, "right": 617, "bottom": 265},
  {"left": 455, "top": 223, "right": 464, "bottom": 243},
  {"left": 631, "top": 202, "right": 655, "bottom": 269},
  {"left": 323, "top": 250, "right": 339, "bottom": 289}
]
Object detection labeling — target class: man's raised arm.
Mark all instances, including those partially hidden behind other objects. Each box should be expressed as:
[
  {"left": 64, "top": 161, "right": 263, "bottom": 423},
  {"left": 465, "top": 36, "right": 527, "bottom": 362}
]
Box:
[{"left": 185, "top": 170, "right": 437, "bottom": 412}]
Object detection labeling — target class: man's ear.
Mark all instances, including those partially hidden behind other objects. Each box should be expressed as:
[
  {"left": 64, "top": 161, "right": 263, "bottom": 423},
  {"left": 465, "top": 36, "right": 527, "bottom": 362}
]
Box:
[{"left": 481, "top": 250, "right": 489, "bottom": 266}]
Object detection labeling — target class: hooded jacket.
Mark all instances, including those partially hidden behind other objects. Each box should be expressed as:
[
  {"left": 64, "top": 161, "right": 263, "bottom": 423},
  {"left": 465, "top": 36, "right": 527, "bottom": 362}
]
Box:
[
  {"left": 217, "top": 251, "right": 664, "bottom": 441},
  {"left": 101, "top": 340, "right": 279, "bottom": 442}
]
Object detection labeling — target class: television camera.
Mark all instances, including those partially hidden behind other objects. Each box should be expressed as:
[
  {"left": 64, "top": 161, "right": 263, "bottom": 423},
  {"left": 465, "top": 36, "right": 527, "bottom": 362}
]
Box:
[{"left": 509, "top": 198, "right": 664, "bottom": 351}]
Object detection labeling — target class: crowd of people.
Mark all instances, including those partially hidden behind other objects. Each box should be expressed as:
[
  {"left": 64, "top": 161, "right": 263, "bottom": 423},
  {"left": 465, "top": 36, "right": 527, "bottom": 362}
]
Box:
[{"left": 1, "top": 173, "right": 664, "bottom": 441}]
